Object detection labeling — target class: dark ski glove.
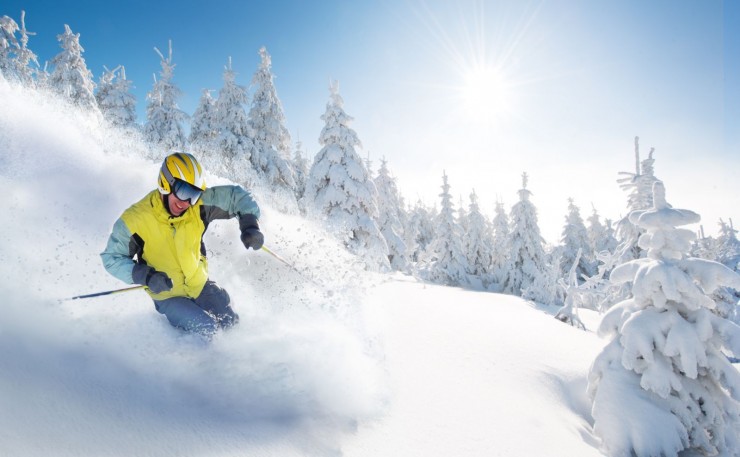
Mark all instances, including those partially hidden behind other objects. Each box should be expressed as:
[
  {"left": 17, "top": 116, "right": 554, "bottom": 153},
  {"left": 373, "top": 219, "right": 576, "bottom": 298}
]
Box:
[
  {"left": 239, "top": 213, "right": 264, "bottom": 251},
  {"left": 132, "top": 263, "right": 173, "bottom": 294}
]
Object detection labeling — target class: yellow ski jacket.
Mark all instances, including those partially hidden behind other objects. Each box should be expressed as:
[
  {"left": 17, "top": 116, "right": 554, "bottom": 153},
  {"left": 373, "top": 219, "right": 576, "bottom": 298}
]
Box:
[{"left": 101, "top": 185, "right": 260, "bottom": 300}]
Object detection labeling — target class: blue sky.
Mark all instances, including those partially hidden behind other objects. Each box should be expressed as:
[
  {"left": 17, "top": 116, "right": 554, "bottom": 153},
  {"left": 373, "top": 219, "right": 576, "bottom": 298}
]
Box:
[{"left": 3, "top": 0, "right": 738, "bottom": 241}]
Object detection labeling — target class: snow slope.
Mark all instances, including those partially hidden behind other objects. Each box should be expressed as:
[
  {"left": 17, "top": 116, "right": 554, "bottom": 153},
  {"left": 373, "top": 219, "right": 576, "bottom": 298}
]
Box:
[{"left": 0, "top": 81, "right": 607, "bottom": 456}]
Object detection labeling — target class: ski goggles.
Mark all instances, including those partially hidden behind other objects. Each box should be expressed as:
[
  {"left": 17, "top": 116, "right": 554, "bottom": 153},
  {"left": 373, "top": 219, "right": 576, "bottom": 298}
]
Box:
[{"left": 172, "top": 179, "right": 203, "bottom": 204}]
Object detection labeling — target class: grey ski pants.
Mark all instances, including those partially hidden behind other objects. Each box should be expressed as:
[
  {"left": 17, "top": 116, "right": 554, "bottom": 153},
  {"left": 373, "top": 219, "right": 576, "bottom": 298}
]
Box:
[{"left": 153, "top": 280, "right": 239, "bottom": 335}]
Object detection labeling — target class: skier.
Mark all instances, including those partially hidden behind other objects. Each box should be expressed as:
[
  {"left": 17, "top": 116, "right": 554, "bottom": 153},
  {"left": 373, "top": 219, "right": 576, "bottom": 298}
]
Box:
[{"left": 101, "top": 152, "right": 264, "bottom": 335}]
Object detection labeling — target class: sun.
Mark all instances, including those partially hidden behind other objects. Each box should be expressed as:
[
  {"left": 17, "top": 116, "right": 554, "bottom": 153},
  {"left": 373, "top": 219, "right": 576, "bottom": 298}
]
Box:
[{"left": 460, "top": 65, "right": 514, "bottom": 124}]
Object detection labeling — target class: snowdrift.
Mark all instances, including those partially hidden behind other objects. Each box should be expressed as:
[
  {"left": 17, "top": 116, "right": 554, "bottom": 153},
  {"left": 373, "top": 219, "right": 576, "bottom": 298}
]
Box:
[{"left": 1, "top": 81, "right": 608, "bottom": 456}]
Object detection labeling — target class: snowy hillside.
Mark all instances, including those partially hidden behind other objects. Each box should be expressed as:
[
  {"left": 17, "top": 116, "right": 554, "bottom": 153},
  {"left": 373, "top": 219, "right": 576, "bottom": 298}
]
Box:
[{"left": 0, "top": 79, "right": 611, "bottom": 456}]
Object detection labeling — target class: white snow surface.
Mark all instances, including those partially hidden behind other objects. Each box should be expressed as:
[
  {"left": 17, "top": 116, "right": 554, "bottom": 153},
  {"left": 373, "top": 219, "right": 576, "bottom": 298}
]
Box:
[{"left": 0, "top": 81, "right": 612, "bottom": 456}]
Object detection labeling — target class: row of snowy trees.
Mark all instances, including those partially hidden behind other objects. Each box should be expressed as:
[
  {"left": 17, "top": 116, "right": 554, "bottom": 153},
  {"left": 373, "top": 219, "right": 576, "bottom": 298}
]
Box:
[{"left": 3, "top": 12, "right": 738, "bottom": 310}]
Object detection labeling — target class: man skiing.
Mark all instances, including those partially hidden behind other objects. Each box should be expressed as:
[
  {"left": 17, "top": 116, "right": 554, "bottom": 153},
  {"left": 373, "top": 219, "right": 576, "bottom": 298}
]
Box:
[{"left": 101, "top": 152, "right": 264, "bottom": 335}]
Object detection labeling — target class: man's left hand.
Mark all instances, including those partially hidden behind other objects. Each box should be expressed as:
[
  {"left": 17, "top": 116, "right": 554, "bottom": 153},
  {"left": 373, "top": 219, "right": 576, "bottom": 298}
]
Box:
[{"left": 239, "top": 213, "right": 264, "bottom": 250}]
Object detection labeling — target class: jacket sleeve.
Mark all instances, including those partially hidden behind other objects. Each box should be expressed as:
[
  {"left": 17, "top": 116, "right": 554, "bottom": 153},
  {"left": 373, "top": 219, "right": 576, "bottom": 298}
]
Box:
[
  {"left": 200, "top": 185, "right": 261, "bottom": 224},
  {"left": 100, "top": 218, "right": 137, "bottom": 284}
]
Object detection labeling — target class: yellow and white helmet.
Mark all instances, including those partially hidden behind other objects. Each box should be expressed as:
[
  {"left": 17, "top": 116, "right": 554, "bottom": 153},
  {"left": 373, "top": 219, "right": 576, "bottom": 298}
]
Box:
[{"left": 157, "top": 152, "right": 206, "bottom": 196}]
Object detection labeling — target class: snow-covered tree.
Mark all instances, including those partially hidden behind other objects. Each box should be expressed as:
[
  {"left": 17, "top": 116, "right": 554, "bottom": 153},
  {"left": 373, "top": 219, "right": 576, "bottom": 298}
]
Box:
[
  {"left": 374, "top": 158, "right": 409, "bottom": 271},
  {"left": 716, "top": 219, "right": 740, "bottom": 272},
  {"left": 587, "top": 206, "right": 618, "bottom": 256},
  {"left": 49, "top": 24, "right": 98, "bottom": 112},
  {"left": 502, "top": 172, "right": 556, "bottom": 305},
  {"left": 248, "top": 47, "right": 296, "bottom": 197},
  {"left": 143, "top": 41, "right": 187, "bottom": 156},
  {"left": 211, "top": 56, "right": 256, "bottom": 184},
  {"left": 555, "top": 248, "right": 587, "bottom": 330},
  {"left": 463, "top": 190, "right": 494, "bottom": 288},
  {"left": 96, "top": 66, "right": 137, "bottom": 130},
  {"left": 691, "top": 225, "right": 717, "bottom": 261},
  {"left": 420, "top": 172, "right": 468, "bottom": 286},
  {"left": 489, "top": 200, "right": 510, "bottom": 291},
  {"left": 189, "top": 89, "right": 218, "bottom": 155},
  {"left": 559, "top": 198, "right": 595, "bottom": 283},
  {"left": 614, "top": 136, "right": 660, "bottom": 263},
  {"left": 0, "top": 11, "right": 38, "bottom": 85},
  {"left": 457, "top": 195, "right": 469, "bottom": 235},
  {"left": 304, "top": 80, "right": 389, "bottom": 271},
  {"left": 0, "top": 15, "right": 19, "bottom": 81},
  {"left": 13, "top": 11, "right": 37, "bottom": 85},
  {"left": 713, "top": 219, "right": 740, "bottom": 322},
  {"left": 406, "top": 200, "right": 436, "bottom": 264},
  {"left": 589, "top": 181, "right": 740, "bottom": 457},
  {"left": 292, "top": 137, "right": 309, "bottom": 203}
]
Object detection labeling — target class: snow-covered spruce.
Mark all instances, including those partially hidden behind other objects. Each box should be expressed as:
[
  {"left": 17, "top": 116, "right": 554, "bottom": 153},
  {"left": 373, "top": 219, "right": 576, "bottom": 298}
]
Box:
[
  {"left": 374, "top": 158, "right": 410, "bottom": 271},
  {"left": 49, "top": 24, "right": 99, "bottom": 114},
  {"left": 489, "top": 200, "right": 510, "bottom": 292},
  {"left": 96, "top": 66, "right": 138, "bottom": 131},
  {"left": 0, "top": 11, "right": 39, "bottom": 86},
  {"left": 588, "top": 181, "right": 740, "bottom": 457},
  {"left": 462, "top": 190, "right": 494, "bottom": 289},
  {"left": 248, "top": 46, "right": 297, "bottom": 212},
  {"left": 406, "top": 199, "right": 436, "bottom": 264},
  {"left": 502, "top": 172, "right": 556, "bottom": 305},
  {"left": 292, "top": 137, "right": 310, "bottom": 203},
  {"left": 303, "top": 79, "right": 389, "bottom": 271},
  {"left": 419, "top": 171, "right": 468, "bottom": 286},
  {"left": 143, "top": 40, "right": 187, "bottom": 155},
  {"left": 189, "top": 88, "right": 218, "bottom": 156},
  {"left": 211, "top": 56, "right": 257, "bottom": 185},
  {"left": 559, "top": 198, "right": 596, "bottom": 284}
]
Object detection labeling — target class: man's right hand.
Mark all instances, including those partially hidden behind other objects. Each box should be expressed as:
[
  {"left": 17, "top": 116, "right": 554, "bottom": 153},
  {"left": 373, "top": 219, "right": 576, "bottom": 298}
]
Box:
[{"left": 132, "top": 264, "right": 173, "bottom": 294}]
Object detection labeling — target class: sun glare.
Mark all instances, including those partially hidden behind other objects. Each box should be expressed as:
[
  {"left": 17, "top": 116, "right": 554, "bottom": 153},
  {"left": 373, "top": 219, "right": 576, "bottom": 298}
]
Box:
[{"left": 460, "top": 66, "right": 513, "bottom": 124}]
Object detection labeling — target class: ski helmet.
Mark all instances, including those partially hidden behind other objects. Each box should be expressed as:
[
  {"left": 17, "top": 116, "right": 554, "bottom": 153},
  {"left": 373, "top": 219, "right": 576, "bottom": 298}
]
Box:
[{"left": 158, "top": 152, "right": 206, "bottom": 195}]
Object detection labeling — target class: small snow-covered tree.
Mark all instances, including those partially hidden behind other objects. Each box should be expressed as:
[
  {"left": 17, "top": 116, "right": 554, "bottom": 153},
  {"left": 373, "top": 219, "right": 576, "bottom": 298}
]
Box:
[
  {"left": 489, "top": 200, "right": 510, "bottom": 291},
  {"left": 374, "top": 158, "right": 409, "bottom": 271},
  {"left": 614, "top": 136, "right": 660, "bottom": 263},
  {"left": 463, "top": 190, "right": 494, "bottom": 288},
  {"left": 0, "top": 11, "right": 38, "bottom": 85},
  {"left": 49, "top": 24, "right": 98, "bottom": 112},
  {"left": 143, "top": 41, "right": 187, "bottom": 155},
  {"left": 0, "top": 15, "right": 19, "bottom": 81},
  {"left": 96, "top": 66, "right": 137, "bottom": 130},
  {"left": 248, "top": 47, "right": 296, "bottom": 199},
  {"left": 420, "top": 172, "right": 468, "bottom": 286},
  {"left": 588, "top": 206, "right": 617, "bottom": 256},
  {"left": 406, "top": 200, "right": 436, "bottom": 264},
  {"left": 292, "top": 137, "right": 309, "bottom": 203},
  {"left": 716, "top": 219, "right": 740, "bottom": 272},
  {"left": 559, "top": 198, "right": 595, "bottom": 283},
  {"left": 211, "top": 56, "right": 256, "bottom": 184},
  {"left": 189, "top": 89, "right": 218, "bottom": 156},
  {"left": 588, "top": 181, "right": 740, "bottom": 457},
  {"left": 713, "top": 219, "right": 740, "bottom": 321},
  {"left": 502, "top": 172, "right": 556, "bottom": 304},
  {"left": 304, "top": 80, "right": 389, "bottom": 271},
  {"left": 13, "top": 11, "right": 37, "bottom": 85}
]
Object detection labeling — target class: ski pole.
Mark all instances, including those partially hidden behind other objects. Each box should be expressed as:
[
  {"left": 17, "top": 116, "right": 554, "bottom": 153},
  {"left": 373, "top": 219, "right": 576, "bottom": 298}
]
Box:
[
  {"left": 62, "top": 285, "right": 146, "bottom": 301},
  {"left": 261, "top": 245, "right": 330, "bottom": 293}
]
